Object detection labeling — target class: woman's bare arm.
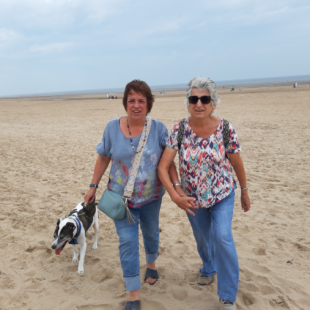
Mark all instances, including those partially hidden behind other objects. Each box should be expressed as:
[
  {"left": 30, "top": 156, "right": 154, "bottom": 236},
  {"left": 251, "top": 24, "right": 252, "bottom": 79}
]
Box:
[
  {"left": 228, "top": 152, "right": 250, "bottom": 212},
  {"left": 84, "top": 155, "right": 111, "bottom": 204},
  {"left": 158, "top": 147, "right": 197, "bottom": 215}
]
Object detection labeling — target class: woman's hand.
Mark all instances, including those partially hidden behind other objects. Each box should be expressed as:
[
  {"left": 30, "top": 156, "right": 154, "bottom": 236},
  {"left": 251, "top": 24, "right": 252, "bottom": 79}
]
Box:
[
  {"left": 84, "top": 188, "right": 96, "bottom": 204},
  {"left": 174, "top": 185, "right": 186, "bottom": 197},
  {"left": 241, "top": 190, "right": 250, "bottom": 212},
  {"left": 173, "top": 193, "right": 198, "bottom": 216},
  {"left": 158, "top": 147, "right": 198, "bottom": 215}
]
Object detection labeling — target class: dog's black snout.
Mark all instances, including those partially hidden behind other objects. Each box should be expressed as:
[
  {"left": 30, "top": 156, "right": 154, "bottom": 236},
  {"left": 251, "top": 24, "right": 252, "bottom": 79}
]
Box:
[{"left": 51, "top": 244, "right": 56, "bottom": 249}]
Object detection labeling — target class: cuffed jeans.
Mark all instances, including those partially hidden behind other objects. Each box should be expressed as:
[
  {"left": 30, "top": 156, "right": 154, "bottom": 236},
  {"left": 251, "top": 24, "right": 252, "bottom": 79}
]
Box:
[
  {"left": 114, "top": 198, "right": 161, "bottom": 291},
  {"left": 187, "top": 190, "right": 239, "bottom": 302}
]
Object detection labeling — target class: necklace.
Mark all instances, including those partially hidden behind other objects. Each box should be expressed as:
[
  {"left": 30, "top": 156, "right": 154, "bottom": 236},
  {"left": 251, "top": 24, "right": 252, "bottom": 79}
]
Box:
[{"left": 127, "top": 117, "right": 146, "bottom": 153}]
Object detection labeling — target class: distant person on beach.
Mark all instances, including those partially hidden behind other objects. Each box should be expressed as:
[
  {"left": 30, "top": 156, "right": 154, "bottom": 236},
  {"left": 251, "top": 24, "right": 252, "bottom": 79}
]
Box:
[
  {"left": 84, "top": 80, "right": 172, "bottom": 310},
  {"left": 158, "top": 77, "right": 250, "bottom": 310},
  {"left": 293, "top": 82, "right": 297, "bottom": 88},
  {"left": 107, "top": 93, "right": 109, "bottom": 98},
  {"left": 230, "top": 86, "right": 234, "bottom": 91}
]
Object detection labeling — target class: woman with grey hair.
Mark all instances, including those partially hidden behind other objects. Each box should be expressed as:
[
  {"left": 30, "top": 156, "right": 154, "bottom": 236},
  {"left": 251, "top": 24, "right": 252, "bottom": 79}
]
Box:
[{"left": 158, "top": 77, "right": 250, "bottom": 309}]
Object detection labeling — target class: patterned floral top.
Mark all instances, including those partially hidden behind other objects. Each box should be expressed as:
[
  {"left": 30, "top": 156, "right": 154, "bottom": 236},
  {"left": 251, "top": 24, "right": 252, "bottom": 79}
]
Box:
[
  {"left": 167, "top": 118, "right": 241, "bottom": 208},
  {"left": 96, "top": 118, "right": 168, "bottom": 208}
]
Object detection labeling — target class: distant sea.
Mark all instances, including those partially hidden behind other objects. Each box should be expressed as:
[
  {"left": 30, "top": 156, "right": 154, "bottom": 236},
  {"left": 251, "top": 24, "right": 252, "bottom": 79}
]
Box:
[
  {"left": 151, "top": 74, "right": 310, "bottom": 93},
  {"left": 3, "top": 74, "right": 310, "bottom": 98},
  {"left": 79, "top": 74, "right": 310, "bottom": 95},
  {"left": 74, "top": 74, "right": 310, "bottom": 95}
]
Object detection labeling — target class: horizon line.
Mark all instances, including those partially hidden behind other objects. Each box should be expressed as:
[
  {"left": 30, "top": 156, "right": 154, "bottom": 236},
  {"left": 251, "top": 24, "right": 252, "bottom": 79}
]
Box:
[{"left": 1, "top": 74, "right": 309, "bottom": 99}]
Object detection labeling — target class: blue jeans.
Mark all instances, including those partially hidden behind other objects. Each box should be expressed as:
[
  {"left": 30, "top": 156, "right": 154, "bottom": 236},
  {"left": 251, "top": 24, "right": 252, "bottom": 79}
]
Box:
[
  {"left": 114, "top": 198, "right": 162, "bottom": 291},
  {"left": 187, "top": 190, "right": 239, "bottom": 302}
]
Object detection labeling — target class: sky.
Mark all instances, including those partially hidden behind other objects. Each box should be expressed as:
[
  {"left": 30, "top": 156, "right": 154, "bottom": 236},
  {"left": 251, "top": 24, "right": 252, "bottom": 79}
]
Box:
[{"left": 0, "top": 0, "right": 309, "bottom": 96}]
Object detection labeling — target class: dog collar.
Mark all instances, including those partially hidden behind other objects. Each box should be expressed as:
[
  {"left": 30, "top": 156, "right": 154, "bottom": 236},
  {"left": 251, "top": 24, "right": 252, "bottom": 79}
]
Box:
[{"left": 68, "top": 217, "right": 82, "bottom": 245}]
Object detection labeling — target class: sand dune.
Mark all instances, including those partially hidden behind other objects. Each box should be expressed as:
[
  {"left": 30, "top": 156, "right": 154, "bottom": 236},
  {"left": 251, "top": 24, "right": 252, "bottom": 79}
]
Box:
[{"left": 0, "top": 86, "right": 310, "bottom": 310}]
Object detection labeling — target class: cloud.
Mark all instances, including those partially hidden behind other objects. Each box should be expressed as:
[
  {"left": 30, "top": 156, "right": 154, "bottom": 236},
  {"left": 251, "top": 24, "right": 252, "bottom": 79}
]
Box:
[
  {"left": 0, "top": 28, "right": 27, "bottom": 54},
  {"left": 0, "top": 28, "right": 23, "bottom": 42},
  {"left": 0, "top": 0, "right": 309, "bottom": 96},
  {"left": 0, "top": 0, "right": 124, "bottom": 29},
  {"left": 188, "top": 1, "right": 310, "bottom": 32},
  {"left": 28, "top": 42, "right": 73, "bottom": 53}
]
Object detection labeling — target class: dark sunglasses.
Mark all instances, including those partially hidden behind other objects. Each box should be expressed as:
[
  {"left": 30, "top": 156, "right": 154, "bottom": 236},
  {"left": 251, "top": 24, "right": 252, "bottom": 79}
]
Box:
[{"left": 188, "top": 96, "right": 212, "bottom": 104}]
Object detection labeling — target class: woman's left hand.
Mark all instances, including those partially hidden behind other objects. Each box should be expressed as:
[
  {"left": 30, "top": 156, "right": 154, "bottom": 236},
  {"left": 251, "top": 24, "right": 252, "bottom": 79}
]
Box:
[
  {"left": 241, "top": 191, "right": 250, "bottom": 212},
  {"left": 174, "top": 185, "right": 186, "bottom": 197}
]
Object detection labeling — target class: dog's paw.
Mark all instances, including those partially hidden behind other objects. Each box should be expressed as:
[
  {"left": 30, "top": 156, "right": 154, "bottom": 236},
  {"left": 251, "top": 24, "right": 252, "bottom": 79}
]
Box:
[
  {"left": 72, "top": 258, "right": 78, "bottom": 262},
  {"left": 91, "top": 245, "right": 98, "bottom": 250},
  {"left": 77, "top": 270, "right": 84, "bottom": 275}
]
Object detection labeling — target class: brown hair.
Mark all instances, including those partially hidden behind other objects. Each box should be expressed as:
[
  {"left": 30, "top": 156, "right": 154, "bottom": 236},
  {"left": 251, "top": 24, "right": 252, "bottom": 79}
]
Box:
[{"left": 123, "top": 80, "right": 154, "bottom": 113}]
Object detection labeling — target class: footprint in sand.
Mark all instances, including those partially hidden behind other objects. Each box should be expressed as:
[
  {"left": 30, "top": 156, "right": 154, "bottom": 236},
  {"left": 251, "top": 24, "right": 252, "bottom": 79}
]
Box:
[
  {"left": 171, "top": 287, "right": 188, "bottom": 301},
  {"left": 91, "top": 267, "right": 113, "bottom": 283},
  {"left": 106, "top": 277, "right": 125, "bottom": 293},
  {"left": 25, "top": 278, "right": 45, "bottom": 293},
  {"left": 269, "top": 296, "right": 289, "bottom": 308},
  {"left": 294, "top": 243, "right": 310, "bottom": 252},
  {"left": 0, "top": 271, "right": 15, "bottom": 290},
  {"left": 252, "top": 247, "right": 266, "bottom": 255},
  {"left": 239, "top": 290, "right": 256, "bottom": 307},
  {"left": 140, "top": 300, "right": 167, "bottom": 310}
]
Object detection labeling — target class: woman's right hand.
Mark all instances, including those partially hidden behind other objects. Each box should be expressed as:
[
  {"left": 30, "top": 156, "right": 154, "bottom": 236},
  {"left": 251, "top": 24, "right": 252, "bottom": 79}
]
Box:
[
  {"left": 84, "top": 188, "right": 96, "bottom": 204},
  {"left": 173, "top": 193, "right": 198, "bottom": 216}
]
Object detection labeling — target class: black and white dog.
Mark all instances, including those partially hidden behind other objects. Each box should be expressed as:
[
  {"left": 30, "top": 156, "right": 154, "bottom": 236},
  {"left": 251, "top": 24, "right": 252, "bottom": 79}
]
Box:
[{"left": 51, "top": 201, "right": 99, "bottom": 275}]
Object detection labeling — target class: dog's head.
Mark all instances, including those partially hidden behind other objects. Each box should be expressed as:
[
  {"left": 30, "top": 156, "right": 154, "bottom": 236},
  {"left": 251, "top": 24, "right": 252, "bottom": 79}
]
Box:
[{"left": 51, "top": 218, "right": 76, "bottom": 255}]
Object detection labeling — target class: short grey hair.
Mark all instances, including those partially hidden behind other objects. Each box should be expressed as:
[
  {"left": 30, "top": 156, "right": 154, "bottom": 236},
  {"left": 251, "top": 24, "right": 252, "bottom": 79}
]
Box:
[{"left": 185, "top": 77, "right": 220, "bottom": 107}]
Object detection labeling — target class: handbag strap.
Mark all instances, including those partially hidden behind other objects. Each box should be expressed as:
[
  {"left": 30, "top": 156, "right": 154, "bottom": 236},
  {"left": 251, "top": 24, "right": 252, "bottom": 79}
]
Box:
[
  {"left": 123, "top": 116, "right": 152, "bottom": 199},
  {"left": 223, "top": 118, "right": 230, "bottom": 149},
  {"left": 177, "top": 118, "right": 186, "bottom": 151}
]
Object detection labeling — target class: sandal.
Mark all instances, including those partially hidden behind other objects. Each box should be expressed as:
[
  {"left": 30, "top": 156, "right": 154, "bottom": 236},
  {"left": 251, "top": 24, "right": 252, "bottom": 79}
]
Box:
[
  {"left": 124, "top": 300, "right": 140, "bottom": 310},
  {"left": 144, "top": 268, "right": 158, "bottom": 285}
]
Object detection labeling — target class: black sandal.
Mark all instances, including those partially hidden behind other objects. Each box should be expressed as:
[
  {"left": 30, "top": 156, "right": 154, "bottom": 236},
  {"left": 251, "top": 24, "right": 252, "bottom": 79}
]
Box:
[
  {"left": 144, "top": 268, "right": 159, "bottom": 285},
  {"left": 124, "top": 300, "right": 140, "bottom": 310}
]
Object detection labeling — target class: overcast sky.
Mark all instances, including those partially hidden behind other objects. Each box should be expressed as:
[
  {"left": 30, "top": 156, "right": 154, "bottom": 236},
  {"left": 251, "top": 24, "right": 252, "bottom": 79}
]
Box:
[{"left": 0, "top": 0, "right": 309, "bottom": 96}]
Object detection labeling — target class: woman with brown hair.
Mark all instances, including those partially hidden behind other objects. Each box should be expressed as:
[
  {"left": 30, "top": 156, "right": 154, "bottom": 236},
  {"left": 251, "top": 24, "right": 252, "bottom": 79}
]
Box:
[{"left": 84, "top": 80, "right": 171, "bottom": 310}]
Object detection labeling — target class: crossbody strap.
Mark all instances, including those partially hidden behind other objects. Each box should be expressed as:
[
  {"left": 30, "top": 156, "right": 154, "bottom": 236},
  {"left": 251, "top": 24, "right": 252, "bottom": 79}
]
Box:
[
  {"left": 177, "top": 117, "right": 230, "bottom": 150},
  {"left": 223, "top": 119, "right": 230, "bottom": 149},
  {"left": 123, "top": 116, "right": 152, "bottom": 198},
  {"left": 177, "top": 118, "right": 186, "bottom": 151}
]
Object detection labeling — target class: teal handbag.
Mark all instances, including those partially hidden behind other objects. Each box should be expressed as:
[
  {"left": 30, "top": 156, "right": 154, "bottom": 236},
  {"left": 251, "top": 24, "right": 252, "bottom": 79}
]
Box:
[
  {"left": 97, "top": 116, "right": 152, "bottom": 223},
  {"left": 97, "top": 190, "right": 127, "bottom": 220}
]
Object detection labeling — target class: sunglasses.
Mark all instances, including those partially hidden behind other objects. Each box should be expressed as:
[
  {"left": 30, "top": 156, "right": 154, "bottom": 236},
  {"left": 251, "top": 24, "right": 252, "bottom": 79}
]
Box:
[{"left": 188, "top": 96, "right": 212, "bottom": 104}]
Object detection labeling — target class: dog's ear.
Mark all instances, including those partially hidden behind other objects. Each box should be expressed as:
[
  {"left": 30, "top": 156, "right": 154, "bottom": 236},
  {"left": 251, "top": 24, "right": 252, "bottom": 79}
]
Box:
[
  {"left": 65, "top": 222, "right": 76, "bottom": 238},
  {"left": 54, "top": 219, "right": 62, "bottom": 238},
  {"left": 66, "top": 222, "right": 75, "bottom": 230}
]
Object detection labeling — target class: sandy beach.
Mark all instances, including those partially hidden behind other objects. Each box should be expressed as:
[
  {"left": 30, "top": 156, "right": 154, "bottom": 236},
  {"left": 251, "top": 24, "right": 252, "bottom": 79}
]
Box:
[{"left": 1, "top": 85, "right": 310, "bottom": 310}]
